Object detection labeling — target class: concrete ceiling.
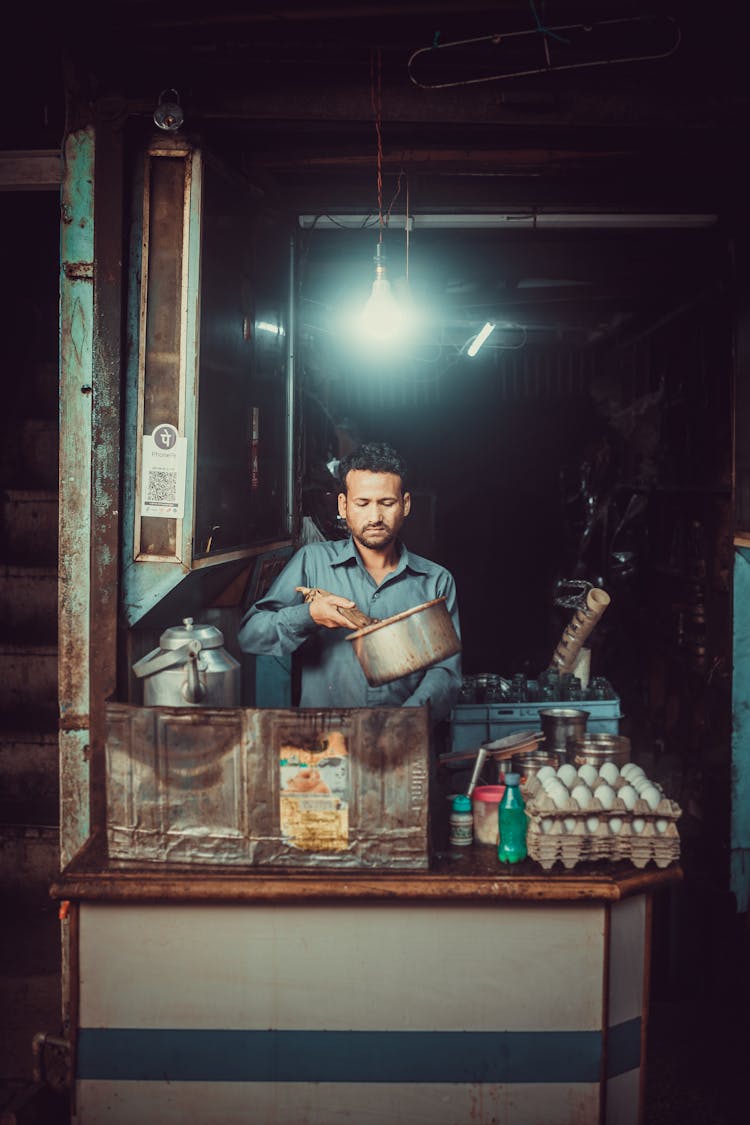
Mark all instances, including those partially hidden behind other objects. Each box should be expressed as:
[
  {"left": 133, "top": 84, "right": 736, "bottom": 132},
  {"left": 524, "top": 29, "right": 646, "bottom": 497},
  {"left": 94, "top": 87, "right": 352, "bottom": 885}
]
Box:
[
  {"left": 7, "top": 1, "right": 747, "bottom": 347},
  {"left": 86, "top": 0, "right": 747, "bottom": 213}
]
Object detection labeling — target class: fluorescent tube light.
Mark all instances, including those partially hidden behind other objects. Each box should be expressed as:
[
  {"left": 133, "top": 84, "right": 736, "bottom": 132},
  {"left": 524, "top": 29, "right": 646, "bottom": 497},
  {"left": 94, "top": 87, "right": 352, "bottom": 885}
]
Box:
[
  {"left": 257, "top": 320, "right": 284, "bottom": 336},
  {"left": 467, "top": 321, "right": 495, "bottom": 356},
  {"left": 299, "top": 213, "right": 717, "bottom": 231}
]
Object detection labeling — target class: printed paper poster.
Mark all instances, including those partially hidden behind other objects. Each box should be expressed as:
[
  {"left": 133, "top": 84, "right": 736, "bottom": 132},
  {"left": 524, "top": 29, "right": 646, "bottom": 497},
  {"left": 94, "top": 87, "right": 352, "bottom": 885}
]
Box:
[{"left": 279, "top": 729, "right": 350, "bottom": 851}]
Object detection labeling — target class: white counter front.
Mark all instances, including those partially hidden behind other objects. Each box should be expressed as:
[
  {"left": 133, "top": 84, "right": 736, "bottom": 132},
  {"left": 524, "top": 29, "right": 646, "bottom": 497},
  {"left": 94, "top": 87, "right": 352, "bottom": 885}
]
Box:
[{"left": 53, "top": 853, "right": 679, "bottom": 1124}]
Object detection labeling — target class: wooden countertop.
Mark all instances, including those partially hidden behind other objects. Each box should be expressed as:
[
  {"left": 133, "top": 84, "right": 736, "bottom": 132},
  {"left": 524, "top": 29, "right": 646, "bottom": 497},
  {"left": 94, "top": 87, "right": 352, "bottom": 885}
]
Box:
[{"left": 51, "top": 834, "right": 681, "bottom": 905}]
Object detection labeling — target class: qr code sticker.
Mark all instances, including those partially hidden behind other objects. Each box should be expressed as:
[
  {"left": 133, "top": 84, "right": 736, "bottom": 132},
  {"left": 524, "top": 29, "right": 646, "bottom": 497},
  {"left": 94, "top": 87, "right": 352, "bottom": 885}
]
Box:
[{"left": 146, "top": 469, "right": 177, "bottom": 505}]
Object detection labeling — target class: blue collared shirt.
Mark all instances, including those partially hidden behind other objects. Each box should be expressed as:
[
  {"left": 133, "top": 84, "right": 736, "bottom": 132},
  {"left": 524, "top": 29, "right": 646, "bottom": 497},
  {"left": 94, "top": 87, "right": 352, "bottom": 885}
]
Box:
[{"left": 238, "top": 537, "right": 461, "bottom": 721}]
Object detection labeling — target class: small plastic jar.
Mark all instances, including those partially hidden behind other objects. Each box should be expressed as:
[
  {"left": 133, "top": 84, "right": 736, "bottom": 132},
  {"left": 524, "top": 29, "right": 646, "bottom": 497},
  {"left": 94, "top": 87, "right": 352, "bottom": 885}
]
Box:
[
  {"left": 449, "top": 794, "right": 474, "bottom": 848},
  {"left": 471, "top": 785, "right": 506, "bottom": 846}
]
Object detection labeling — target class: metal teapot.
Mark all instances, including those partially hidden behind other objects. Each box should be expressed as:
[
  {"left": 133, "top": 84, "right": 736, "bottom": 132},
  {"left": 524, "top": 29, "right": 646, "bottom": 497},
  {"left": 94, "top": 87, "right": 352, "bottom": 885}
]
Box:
[{"left": 132, "top": 617, "right": 240, "bottom": 707}]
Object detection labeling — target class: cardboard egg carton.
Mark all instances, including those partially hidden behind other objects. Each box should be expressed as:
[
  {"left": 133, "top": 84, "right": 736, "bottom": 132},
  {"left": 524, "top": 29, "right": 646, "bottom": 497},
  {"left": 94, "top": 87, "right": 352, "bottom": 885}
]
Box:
[{"left": 522, "top": 775, "right": 682, "bottom": 870}]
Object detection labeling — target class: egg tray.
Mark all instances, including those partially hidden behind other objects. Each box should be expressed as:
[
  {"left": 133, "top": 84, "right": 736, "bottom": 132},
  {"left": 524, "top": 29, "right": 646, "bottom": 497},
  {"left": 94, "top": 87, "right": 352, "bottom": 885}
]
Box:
[{"left": 522, "top": 776, "right": 682, "bottom": 871}]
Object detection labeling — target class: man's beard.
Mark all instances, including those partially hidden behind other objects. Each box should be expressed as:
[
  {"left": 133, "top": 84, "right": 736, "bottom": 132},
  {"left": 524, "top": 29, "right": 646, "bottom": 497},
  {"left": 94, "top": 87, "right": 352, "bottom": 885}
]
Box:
[{"left": 352, "top": 525, "right": 396, "bottom": 550}]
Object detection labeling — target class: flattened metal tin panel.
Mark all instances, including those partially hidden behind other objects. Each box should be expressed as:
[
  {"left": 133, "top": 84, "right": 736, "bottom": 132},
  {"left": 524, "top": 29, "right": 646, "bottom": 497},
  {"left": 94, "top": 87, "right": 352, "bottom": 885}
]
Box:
[{"left": 105, "top": 704, "right": 430, "bottom": 868}]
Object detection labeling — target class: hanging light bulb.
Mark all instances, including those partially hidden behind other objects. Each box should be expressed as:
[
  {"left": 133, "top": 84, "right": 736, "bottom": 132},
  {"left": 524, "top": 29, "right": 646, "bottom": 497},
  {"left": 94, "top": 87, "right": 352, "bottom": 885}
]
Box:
[{"left": 360, "top": 242, "right": 401, "bottom": 339}]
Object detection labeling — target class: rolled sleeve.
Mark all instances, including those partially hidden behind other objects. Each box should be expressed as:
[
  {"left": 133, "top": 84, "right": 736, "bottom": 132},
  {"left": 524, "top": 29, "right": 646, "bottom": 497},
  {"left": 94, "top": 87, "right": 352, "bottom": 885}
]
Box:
[
  {"left": 402, "top": 655, "right": 462, "bottom": 724},
  {"left": 238, "top": 552, "right": 317, "bottom": 657},
  {"left": 401, "top": 572, "right": 462, "bottom": 722}
]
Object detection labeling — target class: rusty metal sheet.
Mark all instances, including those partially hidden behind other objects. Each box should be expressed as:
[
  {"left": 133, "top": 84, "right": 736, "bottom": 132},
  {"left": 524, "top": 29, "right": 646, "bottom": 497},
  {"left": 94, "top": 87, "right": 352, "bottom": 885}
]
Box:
[
  {"left": 105, "top": 704, "right": 430, "bottom": 869},
  {"left": 89, "top": 115, "right": 126, "bottom": 839},
  {"left": 59, "top": 125, "right": 95, "bottom": 866}
]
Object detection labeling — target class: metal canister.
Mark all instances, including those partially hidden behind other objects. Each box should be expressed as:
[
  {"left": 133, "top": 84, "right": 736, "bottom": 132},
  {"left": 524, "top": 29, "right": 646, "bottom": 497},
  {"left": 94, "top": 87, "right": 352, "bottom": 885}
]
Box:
[
  {"left": 132, "top": 617, "right": 240, "bottom": 707},
  {"left": 539, "top": 707, "right": 590, "bottom": 755}
]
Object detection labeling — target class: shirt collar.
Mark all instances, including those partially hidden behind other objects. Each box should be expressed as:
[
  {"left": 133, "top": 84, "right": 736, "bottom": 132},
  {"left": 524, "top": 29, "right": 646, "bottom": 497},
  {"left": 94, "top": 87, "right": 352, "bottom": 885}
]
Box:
[{"left": 331, "top": 536, "right": 430, "bottom": 576}]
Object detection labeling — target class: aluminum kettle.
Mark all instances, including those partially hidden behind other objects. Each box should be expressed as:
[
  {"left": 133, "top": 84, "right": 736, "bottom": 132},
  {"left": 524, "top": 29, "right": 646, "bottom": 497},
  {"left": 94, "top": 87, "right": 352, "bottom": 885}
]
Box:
[{"left": 132, "top": 617, "right": 240, "bottom": 707}]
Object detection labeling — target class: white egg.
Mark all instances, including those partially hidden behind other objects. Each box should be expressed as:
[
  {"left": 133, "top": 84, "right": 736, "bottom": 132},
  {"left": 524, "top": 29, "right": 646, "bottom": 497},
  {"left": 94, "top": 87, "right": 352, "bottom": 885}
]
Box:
[
  {"left": 618, "top": 784, "right": 638, "bottom": 810},
  {"left": 541, "top": 817, "right": 554, "bottom": 833},
  {"left": 556, "top": 763, "right": 578, "bottom": 788},
  {"left": 552, "top": 787, "right": 571, "bottom": 810},
  {"left": 633, "top": 776, "right": 653, "bottom": 794},
  {"left": 544, "top": 778, "right": 567, "bottom": 797},
  {"left": 571, "top": 783, "right": 593, "bottom": 809},
  {"left": 609, "top": 816, "right": 623, "bottom": 835},
  {"left": 596, "top": 784, "right": 616, "bottom": 810},
  {"left": 641, "top": 785, "right": 662, "bottom": 810},
  {"left": 655, "top": 818, "right": 668, "bottom": 834},
  {"left": 563, "top": 817, "right": 576, "bottom": 832},
  {"left": 536, "top": 765, "right": 556, "bottom": 783},
  {"left": 620, "top": 762, "right": 636, "bottom": 778},
  {"left": 627, "top": 768, "right": 647, "bottom": 785},
  {"left": 586, "top": 816, "right": 600, "bottom": 834},
  {"left": 577, "top": 763, "right": 599, "bottom": 787},
  {"left": 599, "top": 761, "right": 620, "bottom": 786},
  {"left": 632, "top": 817, "right": 646, "bottom": 834},
  {"left": 541, "top": 783, "right": 566, "bottom": 801}
]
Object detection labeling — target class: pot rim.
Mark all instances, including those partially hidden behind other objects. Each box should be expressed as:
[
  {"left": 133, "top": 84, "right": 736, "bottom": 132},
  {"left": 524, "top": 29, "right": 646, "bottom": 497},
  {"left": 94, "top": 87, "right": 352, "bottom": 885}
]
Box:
[
  {"left": 539, "top": 708, "right": 591, "bottom": 720},
  {"left": 344, "top": 596, "right": 449, "bottom": 640},
  {"left": 568, "top": 733, "right": 630, "bottom": 748}
]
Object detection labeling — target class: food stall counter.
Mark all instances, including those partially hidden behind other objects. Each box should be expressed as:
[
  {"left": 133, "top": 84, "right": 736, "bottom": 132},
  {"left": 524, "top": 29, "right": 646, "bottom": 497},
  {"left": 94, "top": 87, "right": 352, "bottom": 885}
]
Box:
[{"left": 52, "top": 837, "right": 680, "bottom": 1125}]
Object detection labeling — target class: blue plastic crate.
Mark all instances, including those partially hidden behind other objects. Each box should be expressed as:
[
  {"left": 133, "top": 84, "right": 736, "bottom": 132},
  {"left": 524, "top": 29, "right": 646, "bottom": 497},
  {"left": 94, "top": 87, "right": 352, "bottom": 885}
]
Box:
[{"left": 449, "top": 694, "right": 621, "bottom": 753}]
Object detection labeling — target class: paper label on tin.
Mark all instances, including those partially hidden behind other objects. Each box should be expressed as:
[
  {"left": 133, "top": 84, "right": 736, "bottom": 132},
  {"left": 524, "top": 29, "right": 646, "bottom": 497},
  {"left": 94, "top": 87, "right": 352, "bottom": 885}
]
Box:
[
  {"left": 279, "top": 729, "right": 350, "bottom": 851},
  {"left": 141, "top": 423, "right": 187, "bottom": 518}
]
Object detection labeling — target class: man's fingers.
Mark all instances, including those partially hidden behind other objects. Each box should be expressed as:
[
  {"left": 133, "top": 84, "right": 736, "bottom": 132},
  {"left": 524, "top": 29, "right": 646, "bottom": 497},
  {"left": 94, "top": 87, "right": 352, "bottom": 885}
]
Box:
[
  {"left": 307, "top": 595, "right": 355, "bottom": 629},
  {"left": 295, "top": 586, "right": 355, "bottom": 609}
]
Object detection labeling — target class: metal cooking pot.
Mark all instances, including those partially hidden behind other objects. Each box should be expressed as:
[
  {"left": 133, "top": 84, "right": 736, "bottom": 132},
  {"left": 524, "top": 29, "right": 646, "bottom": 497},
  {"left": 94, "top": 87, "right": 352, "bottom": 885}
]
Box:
[
  {"left": 502, "top": 749, "right": 560, "bottom": 783},
  {"left": 132, "top": 617, "right": 240, "bottom": 707},
  {"left": 567, "top": 733, "right": 631, "bottom": 768},
  {"left": 343, "top": 597, "right": 461, "bottom": 687}
]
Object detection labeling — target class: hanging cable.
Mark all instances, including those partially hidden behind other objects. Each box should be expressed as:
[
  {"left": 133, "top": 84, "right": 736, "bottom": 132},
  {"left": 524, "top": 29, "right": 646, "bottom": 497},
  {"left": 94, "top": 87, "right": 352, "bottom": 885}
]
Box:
[
  {"left": 370, "top": 47, "right": 384, "bottom": 243},
  {"left": 385, "top": 167, "right": 404, "bottom": 226},
  {"left": 405, "top": 175, "right": 410, "bottom": 283}
]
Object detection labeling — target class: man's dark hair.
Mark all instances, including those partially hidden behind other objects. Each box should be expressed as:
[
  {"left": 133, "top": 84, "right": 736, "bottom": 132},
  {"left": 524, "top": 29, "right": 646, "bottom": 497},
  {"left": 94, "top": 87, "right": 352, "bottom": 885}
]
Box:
[{"left": 338, "top": 442, "right": 408, "bottom": 492}]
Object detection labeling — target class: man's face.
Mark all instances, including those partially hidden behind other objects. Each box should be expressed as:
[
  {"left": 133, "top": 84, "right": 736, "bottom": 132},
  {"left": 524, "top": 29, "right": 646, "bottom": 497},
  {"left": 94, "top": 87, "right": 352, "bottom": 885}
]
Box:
[{"left": 338, "top": 470, "right": 411, "bottom": 551}]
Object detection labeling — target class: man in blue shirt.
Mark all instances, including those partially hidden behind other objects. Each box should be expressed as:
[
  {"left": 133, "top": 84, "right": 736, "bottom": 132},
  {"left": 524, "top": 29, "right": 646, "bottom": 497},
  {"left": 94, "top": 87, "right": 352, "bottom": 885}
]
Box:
[{"left": 238, "top": 442, "right": 461, "bottom": 722}]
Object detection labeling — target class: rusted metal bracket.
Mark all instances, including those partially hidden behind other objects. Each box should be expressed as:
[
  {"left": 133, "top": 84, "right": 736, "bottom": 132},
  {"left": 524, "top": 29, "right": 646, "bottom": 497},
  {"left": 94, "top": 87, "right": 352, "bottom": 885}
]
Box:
[{"left": 32, "top": 1032, "right": 72, "bottom": 1091}]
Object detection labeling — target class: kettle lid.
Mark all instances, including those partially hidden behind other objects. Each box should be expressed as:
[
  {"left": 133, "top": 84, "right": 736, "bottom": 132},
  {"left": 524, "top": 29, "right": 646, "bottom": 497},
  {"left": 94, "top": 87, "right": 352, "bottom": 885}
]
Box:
[{"left": 159, "top": 617, "right": 225, "bottom": 650}]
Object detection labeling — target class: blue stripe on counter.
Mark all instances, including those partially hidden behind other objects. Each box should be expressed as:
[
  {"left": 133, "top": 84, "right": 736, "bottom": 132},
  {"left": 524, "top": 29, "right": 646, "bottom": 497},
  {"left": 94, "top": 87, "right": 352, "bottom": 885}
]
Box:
[
  {"left": 77, "top": 1026, "right": 638, "bottom": 1084},
  {"left": 606, "top": 1017, "right": 641, "bottom": 1078}
]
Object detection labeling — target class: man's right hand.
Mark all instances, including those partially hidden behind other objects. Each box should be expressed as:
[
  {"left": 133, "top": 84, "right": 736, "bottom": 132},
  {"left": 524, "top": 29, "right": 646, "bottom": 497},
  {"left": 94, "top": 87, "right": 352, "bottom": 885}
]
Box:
[
  {"left": 295, "top": 585, "right": 373, "bottom": 630},
  {"left": 307, "top": 592, "right": 358, "bottom": 630}
]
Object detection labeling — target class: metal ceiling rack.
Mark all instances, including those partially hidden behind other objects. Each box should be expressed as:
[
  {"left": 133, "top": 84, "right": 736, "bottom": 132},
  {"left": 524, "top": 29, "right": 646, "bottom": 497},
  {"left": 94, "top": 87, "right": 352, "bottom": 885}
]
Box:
[{"left": 407, "top": 14, "right": 681, "bottom": 90}]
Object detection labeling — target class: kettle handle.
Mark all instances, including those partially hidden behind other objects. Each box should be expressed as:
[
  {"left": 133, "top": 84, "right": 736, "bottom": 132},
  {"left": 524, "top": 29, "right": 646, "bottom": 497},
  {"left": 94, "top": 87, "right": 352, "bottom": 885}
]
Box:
[{"left": 132, "top": 643, "right": 198, "bottom": 679}]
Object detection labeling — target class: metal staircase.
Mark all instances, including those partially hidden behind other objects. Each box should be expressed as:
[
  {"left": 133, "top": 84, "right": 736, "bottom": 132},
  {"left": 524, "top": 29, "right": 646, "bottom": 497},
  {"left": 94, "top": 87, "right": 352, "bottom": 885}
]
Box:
[{"left": 0, "top": 201, "right": 64, "bottom": 1114}]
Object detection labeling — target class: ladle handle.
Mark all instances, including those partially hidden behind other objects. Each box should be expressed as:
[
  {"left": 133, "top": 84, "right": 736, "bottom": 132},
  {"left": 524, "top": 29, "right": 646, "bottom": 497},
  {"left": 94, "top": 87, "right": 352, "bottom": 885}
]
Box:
[
  {"left": 439, "top": 729, "right": 545, "bottom": 766},
  {"left": 465, "top": 746, "right": 487, "bottom": 798},
  {"left": 336, "top": 604, "right": 378, "bottom": 629},
  {"left": 487, "top": 735, "right": 544, "bottom": 762}
]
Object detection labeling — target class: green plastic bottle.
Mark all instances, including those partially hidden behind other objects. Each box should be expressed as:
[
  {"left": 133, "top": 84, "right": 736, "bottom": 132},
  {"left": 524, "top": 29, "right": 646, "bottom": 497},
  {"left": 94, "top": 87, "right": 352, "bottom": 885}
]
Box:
[{"left": 497, "top": 772, "right": 527, "bottom": 864}]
